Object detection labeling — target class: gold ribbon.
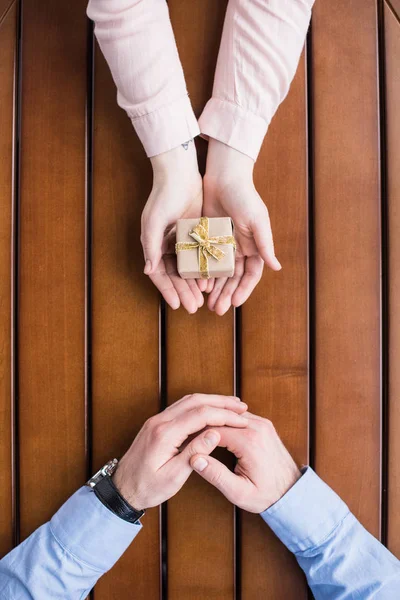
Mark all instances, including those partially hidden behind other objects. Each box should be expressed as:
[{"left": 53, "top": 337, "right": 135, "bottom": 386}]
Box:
[{"left": 175, "top": 217, "right": 236, "bottom": 279}]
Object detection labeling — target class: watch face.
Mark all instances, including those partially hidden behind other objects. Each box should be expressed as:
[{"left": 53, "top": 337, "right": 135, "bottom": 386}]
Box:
[
  {"left": 104, "top": 458, "right": 118, "bottom": 476},
  {"left": 86, "top": 458, "right": 118, "bottom": 487}
]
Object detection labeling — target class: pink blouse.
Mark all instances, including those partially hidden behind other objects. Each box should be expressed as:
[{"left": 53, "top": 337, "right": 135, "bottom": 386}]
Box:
[{"left": 87, "top": 0, "right": 314, "bottom": 161}]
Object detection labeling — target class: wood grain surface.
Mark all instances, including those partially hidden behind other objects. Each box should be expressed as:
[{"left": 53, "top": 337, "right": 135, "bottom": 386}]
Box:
[
  {"left": 0, "top": 0, "right": 398, "bottom": 596},
  {"left": 166, "top": 3, "right": 237, "bottom": 599},
  {"left": 91, "top": 46, "right": 161, "bottom": 599},
  {"left": 385, "top": 0, "right": 400, "bottom": 557},
  {"left": 312, "top": 0, "right": 381, "bottom": 536},
  {"left": 18, "top": 0, "right": 87, "bottom": 539},
  {"left": 240, "top": 53, "right": 309, "bottom": 599},
  {"left": 0, "top": 0, "right": 17, "bottom": 557}
]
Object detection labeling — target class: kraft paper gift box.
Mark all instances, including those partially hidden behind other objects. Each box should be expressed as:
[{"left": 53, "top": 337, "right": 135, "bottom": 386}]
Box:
[{"left": 175, "top": 217, "right": 236, "bottom": 279}]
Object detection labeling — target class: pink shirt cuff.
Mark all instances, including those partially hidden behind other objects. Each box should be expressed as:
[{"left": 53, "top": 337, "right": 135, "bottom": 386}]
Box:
[
  {"left": 198, "top": 97, "right": 270, "bottom": 161},
  {"left": 131, "top": 95, "right": 200, "bottom": 158}
]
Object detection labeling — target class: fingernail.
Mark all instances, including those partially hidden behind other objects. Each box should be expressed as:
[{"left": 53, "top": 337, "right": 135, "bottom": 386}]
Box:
[
  {"left": 193, "top": 457, "right": 208, "bottom": 472},
  {"left": 144, "top": 260, "right": 152, "bottom": 274},
  {"left": 171, "top": 298, "right": 180, "bottom": 310},
  {"left": 274, "top": 258, "right": 282, "bottom": 270},
  {"left": 204, "top": 431, "right": 219, "bottom": 446}
]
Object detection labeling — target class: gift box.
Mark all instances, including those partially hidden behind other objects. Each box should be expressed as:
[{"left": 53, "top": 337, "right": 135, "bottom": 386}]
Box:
[{"left": 175, "top": 217, "right": 236, "bottom": 279}]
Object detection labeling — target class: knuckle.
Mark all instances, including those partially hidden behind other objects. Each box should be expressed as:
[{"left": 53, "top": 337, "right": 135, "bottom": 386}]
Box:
[
  {"left": 262, "top": 419, "right": 275, "bottom": 434},
  {"left": 143, "top": 416, "right": 156, "bottom": 430},
  {"left": 245, "top": 428, "right": 258, "bottom": 441},
  {"left": 186, "top": 441, "right": 199, "bottom": 459},
  {"left": 195, "top": 405, "right": 209, "bottom": 418},
  {"left": 152, "top": 422, "right": 167, "bottom": 440},
  {"left": 209, "top": 469, "right": 223, "bottom": 489},
  {"left": 182, "top": 394, "right": 194, "bottom": 402}
]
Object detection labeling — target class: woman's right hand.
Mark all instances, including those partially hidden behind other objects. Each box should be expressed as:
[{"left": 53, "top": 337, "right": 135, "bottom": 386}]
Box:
[{"left": 141, "top": 142, "right": 204, "bottom": 314}]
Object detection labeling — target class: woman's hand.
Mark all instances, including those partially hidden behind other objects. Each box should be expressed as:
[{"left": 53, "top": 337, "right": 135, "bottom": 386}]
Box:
[
  {"left": 142, "top": 142, "right": 204, "bottom": 314},
  {"left": 202, "top": 139, "right": 281, "bottom": 315}
]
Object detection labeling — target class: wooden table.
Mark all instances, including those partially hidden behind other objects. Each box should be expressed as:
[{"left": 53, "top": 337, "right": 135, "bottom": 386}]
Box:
[{"left": 1, "top": 0, "right": 399, "bottom": 597}]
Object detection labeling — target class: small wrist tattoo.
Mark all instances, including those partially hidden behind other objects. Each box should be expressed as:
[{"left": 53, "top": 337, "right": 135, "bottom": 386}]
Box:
[{"left": 181, "top": 139, "right": 193, "bottom": 151}]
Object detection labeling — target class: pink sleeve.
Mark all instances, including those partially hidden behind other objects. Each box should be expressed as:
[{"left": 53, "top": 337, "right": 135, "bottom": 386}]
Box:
[
  {"left": 198, "top": 0, "right": 314, "bottom": 161},
  {"left": 87, "top": 0, "right": 200, "bottom": 157}
]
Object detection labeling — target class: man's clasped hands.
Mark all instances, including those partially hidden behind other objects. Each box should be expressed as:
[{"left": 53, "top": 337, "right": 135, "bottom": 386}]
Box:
[
  {"left": 113, "top": 393, "right": 301, "bottom": 514},
  {"left": 141, "top": 139, "right": 282, "bottom": 316}
]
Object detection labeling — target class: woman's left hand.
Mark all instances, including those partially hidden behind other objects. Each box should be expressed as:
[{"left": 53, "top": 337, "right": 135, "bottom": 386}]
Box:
[{"left": 202, "top": 139, "right": 281, "bottom": 315}]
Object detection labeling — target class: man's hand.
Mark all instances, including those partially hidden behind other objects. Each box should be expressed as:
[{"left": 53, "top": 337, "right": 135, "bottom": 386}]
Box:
[
  {"left": 190, "top": 412, "right": 301, "bottom": 513},
  {"left": 112, "top": 394, "right": 248, "bottom": 510},
  {"left": 201, "top": 139, "right": 281, "bottom": 315},
  {"left": 141, "top": 142, "right": 204, "bottom": 314}
]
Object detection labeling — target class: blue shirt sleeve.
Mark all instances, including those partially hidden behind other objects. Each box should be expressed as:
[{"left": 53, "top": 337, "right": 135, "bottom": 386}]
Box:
[
  {"left": 260, "top": 467, "right": 400, "bottom": 599},
  {"left": 0, "top": 486, "right": 142, "bottom": 599}
]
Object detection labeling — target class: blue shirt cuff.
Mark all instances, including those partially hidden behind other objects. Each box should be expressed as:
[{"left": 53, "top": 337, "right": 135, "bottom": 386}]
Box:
[
  {"left": 50, "top": 486, "right": 142, "bottom": 572},
  {"left": 260, "top": 467, "right": 349, "bottom": 553}
]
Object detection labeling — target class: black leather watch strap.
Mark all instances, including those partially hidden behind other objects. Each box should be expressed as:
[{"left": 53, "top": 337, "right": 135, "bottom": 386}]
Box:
[{"left": 94, "top": 475, "right": 145, "bottom": 524}]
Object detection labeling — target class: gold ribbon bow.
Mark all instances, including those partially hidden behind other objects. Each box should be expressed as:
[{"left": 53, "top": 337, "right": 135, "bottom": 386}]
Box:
[{"left": 175, "top": 217, "right": 236, "bottom": 279}]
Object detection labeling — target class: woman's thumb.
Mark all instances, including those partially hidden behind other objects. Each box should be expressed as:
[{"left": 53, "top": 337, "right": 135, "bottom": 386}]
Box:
[{"left": 141, "top": 219, "right": 164, "bottom": 274}]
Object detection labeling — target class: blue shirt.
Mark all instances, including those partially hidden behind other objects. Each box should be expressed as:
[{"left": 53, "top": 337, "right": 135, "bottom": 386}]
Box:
[{"left": 0, "top": 468, "right": 399, "bottom": 599}]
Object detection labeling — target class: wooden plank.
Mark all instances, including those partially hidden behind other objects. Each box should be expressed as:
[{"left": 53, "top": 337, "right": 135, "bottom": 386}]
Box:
[
  {"left": 0, "top": 0, "right": 17, "bottom": 557},
  {"left": 91, "top": 48, "right": 161, "bottom": 598},
  {"left": 167, "top": 3, "right": 235, "bottom": 598},
  {"left": 240, "top": 55, "right": 309, "bottom": 599},
  {"left": 385, "top": 0, "right": 400, "bottom": 558},
  {"left": 312, "top": 0, "right": 381, "bottom": 535},
  {"left": 166, "top": 311, "right": 235, "bottom": 599},
  {"left": 18, "top": 0, "right": 87, "bottom": 538}
]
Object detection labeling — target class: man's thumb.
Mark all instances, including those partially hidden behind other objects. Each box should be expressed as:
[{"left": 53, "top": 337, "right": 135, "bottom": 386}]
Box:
[
  {"left": 141, "top": 220, "right": 164, "bottom": 275},
  {"left": 190, "top": 454, "right": 240, "bottom": 503}
]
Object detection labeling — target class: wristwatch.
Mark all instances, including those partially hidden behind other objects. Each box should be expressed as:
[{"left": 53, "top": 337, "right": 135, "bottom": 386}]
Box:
[{"left": 86, "top": 459, "right": 145, "bottom": 524}]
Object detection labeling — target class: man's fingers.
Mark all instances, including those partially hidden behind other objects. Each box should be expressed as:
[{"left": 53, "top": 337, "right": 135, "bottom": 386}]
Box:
[
  {"left": 190, "top": 454, "right": 245, "bottom": 504},
  {"left": 161, "top": 429, "right": 221, "bottom": 491},
  {"left": 163, "top": 393, "right": 246, "bottom": 419},
  {"left": 231, "top": 255, "right": 263, "bottom": 308},
  {"left": 179, "top": 429, "right": 220, "bottom": 463},
  {"left": 169, "top": 406, "right": 248, "bottom": 448},
  {"left": 252, "top": 214, "right": 282, "bottom": 271}
]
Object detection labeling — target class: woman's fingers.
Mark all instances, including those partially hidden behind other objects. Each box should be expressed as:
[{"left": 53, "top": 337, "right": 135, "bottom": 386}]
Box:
[
  {"left": 213, "top": 257, "right": 245, "bottom": 316},
  {"left": 141, "top": 216, "right": 166, "bottom": 276},
  {"left": 164, "top": 255, "right": 200, "bottom": 314},
  {"left": 207, "top": 277, "right": 228, "bottom": 311},
  {"left": 231, "top": 255, "right": 264, "bottom": 308},
  {"left": 187, "top": 278, "right": 204, "bottom": 308},
  {"left": 251, "top": 212, "right": 282, "bottom": 271},
  {"left": 197, "top": 279, "right": 207, "bottom": 292},
  {"left": 149, "top": 259, "right": 181, "bottom": 310},
  {"left": 205, "top": 278, "right": 215, "bottom": 294}
]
